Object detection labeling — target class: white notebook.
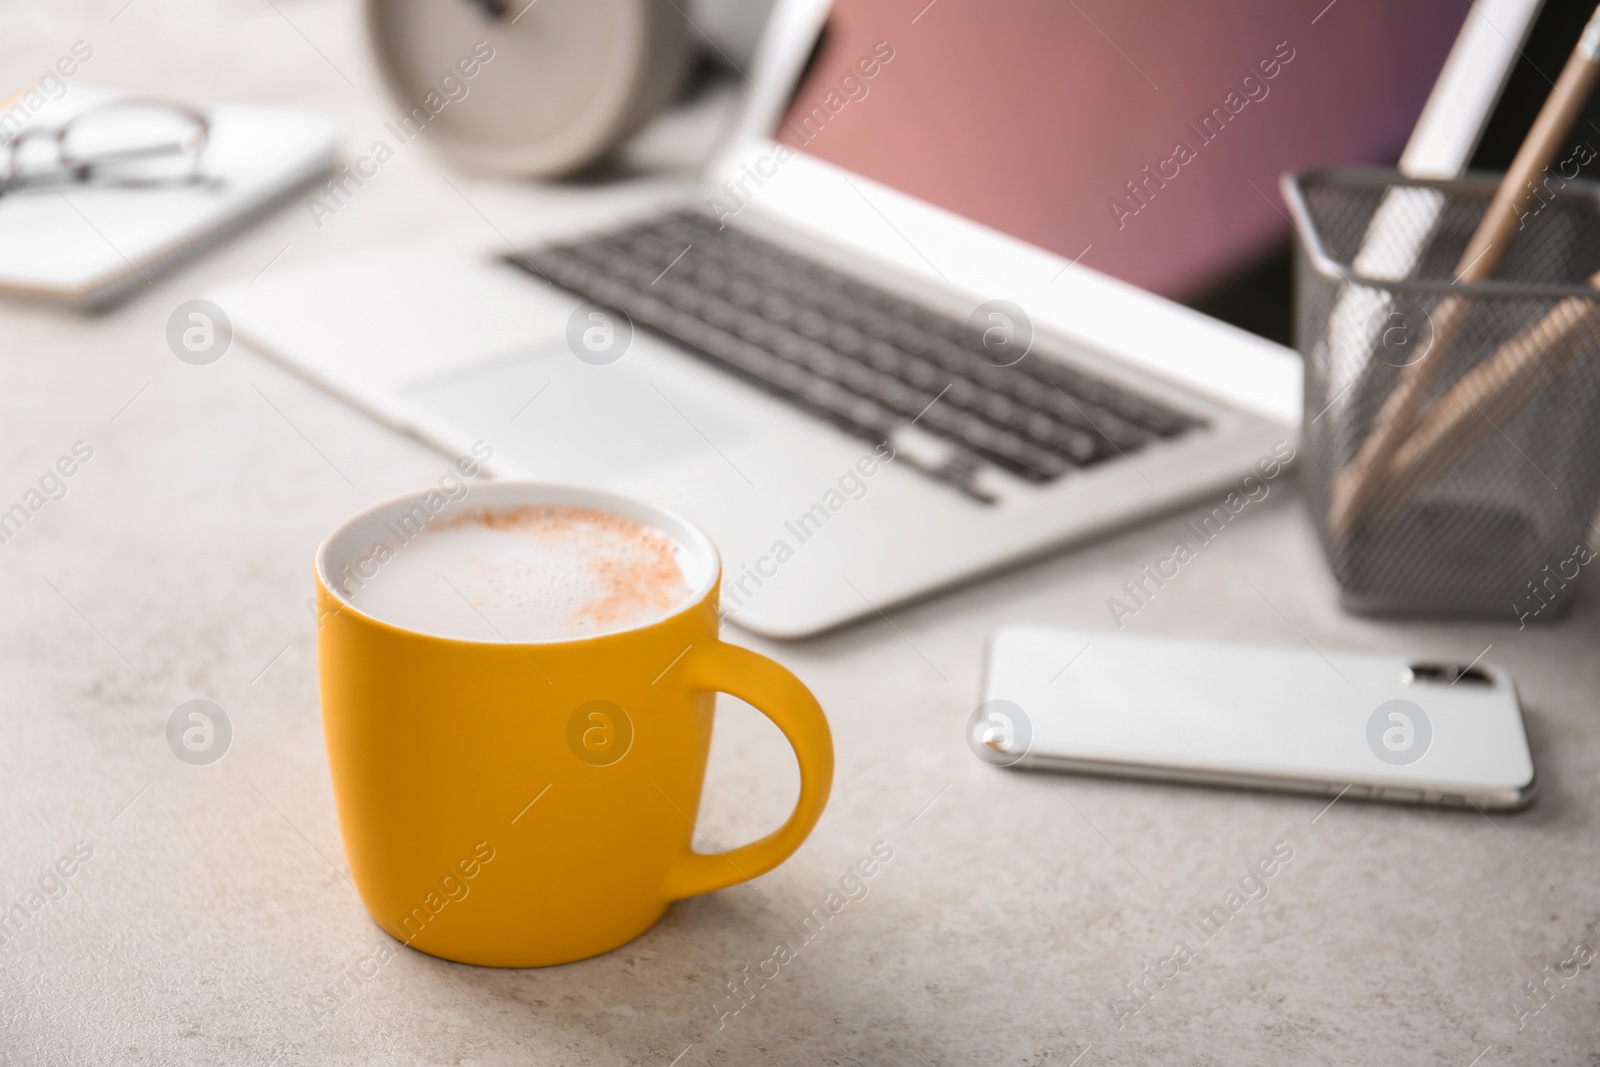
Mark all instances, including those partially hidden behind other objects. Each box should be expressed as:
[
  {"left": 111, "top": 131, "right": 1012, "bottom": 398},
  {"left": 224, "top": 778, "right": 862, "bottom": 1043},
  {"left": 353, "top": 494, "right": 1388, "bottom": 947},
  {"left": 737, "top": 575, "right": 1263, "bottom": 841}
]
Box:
[{"left": 0, "top": 89, "right": 337, "bottom": 306}]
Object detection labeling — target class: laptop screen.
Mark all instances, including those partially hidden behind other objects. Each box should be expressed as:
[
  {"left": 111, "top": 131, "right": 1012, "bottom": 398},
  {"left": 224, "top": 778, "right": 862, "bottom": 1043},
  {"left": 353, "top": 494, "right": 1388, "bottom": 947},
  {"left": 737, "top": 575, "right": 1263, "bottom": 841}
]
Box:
[{"left": 776, "top": 0, "right": 1466, "bottom": 303}]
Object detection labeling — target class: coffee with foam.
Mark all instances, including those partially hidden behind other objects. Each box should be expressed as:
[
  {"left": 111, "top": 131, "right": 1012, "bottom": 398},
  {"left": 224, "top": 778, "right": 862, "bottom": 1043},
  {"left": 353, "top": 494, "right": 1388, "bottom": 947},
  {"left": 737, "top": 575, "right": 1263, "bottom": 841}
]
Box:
[{"left": 346, "top": 504, "right": 703, "bottom": 642}]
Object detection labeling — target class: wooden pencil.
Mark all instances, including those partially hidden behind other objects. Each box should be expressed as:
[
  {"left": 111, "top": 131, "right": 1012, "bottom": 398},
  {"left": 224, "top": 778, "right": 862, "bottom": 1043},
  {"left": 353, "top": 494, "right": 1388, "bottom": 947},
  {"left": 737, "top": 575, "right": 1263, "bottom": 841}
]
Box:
[{"left": 1326, "top": 5, "right": 1600, "bottom": 540}]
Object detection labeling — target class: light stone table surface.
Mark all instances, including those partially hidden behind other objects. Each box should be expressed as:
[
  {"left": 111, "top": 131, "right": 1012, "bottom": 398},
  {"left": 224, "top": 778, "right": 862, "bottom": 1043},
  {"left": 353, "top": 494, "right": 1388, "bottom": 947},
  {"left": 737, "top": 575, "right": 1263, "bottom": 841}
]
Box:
[{"left": 2, "top": 3, "right": 1598, "bottom": 1064}]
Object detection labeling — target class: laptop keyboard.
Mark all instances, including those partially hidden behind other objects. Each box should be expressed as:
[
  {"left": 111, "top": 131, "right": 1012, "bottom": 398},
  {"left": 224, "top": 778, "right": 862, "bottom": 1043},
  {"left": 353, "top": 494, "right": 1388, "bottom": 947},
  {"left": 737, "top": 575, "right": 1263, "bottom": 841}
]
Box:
[{"left": 508, "top": 211, "right": 1203, "bottom": 498}]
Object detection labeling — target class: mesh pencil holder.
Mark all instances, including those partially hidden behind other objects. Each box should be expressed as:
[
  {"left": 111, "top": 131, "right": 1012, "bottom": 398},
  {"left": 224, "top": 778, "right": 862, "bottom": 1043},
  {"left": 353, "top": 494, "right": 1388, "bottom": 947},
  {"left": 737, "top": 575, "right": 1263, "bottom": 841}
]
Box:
[{"left": 1285, "top": 168, "right": 1600, "bottom": 620}]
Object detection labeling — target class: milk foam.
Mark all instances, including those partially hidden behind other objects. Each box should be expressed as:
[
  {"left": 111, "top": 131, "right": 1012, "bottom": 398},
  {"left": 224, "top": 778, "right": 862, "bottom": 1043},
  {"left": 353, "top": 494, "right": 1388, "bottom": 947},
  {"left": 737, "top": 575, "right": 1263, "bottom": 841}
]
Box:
[{"left": 346, "top": 505, "right": 700, "bottom": 642}]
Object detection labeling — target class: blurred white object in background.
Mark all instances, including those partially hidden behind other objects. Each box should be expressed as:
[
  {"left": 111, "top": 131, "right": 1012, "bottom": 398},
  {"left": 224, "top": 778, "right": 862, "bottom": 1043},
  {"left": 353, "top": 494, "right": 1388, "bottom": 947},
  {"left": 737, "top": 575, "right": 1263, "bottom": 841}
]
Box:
[
  {"left": 0, "top": 88, "right": 336, "bottom": 305},
  {"left": 363, "top": 0, "right": 697, "bottom": 178},
  {"left": 692, "top": 0, "right": 781, "bottom": 70}
]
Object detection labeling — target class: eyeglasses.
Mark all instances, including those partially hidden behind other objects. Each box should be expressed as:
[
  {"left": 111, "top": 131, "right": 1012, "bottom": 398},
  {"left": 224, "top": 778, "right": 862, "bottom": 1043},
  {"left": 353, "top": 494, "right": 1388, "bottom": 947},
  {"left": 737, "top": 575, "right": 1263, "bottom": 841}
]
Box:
[{"left": 0, "top": 98, "right": 211, "bottom": 198}]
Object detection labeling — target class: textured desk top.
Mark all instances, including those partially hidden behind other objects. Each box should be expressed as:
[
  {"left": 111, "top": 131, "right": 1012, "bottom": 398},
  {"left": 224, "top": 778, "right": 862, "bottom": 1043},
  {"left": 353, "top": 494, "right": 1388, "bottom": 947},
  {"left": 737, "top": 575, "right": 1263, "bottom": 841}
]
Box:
[{"left": 2, "top": 3, "right": 1597, "bottom": 1063}]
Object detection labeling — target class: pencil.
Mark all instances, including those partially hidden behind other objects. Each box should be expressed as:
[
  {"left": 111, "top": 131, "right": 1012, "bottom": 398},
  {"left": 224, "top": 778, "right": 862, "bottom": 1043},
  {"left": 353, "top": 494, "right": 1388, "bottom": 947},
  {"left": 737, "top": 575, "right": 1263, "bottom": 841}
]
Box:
[
  {"left": 1362, "top": 270, "right": 1600, "bottom": 529},
  {"left": 1326, "top": 4, "right": 1600, "bottom": 540}
]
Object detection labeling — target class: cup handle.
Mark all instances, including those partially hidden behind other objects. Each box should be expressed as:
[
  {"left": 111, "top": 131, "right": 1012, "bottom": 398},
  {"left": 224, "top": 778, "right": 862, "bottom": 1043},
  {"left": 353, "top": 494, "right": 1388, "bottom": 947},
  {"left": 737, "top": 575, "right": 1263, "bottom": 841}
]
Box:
[{"left": 663, "top": 640, "right": 834, "bottom": 900}]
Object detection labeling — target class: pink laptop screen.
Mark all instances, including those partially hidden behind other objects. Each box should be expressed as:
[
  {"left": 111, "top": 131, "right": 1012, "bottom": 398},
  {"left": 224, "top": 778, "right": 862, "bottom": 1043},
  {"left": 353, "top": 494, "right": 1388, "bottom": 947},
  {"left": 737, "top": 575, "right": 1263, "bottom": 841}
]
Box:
[{"left": 777, "top": 0, "right": 1465, "bottom": 300}]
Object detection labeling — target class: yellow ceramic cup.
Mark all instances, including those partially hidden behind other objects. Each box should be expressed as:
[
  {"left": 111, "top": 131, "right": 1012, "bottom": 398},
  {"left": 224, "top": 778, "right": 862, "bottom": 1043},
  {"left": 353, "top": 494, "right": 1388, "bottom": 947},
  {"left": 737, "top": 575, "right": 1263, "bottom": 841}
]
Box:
[{"left": 313, "top": 482, "right": 833, "bottom": 967}]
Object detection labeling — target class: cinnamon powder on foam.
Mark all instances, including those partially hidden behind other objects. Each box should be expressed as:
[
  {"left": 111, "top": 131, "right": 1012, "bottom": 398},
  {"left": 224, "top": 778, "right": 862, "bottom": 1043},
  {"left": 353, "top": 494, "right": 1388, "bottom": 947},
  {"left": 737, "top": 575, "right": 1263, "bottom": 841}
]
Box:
[{"left": 436, "top": 504, "right": 692, "bottom": 631}]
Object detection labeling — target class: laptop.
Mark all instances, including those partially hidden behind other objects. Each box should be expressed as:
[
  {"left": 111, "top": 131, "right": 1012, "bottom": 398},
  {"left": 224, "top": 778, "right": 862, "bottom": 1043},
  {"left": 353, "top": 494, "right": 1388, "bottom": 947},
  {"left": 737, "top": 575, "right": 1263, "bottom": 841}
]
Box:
[{"left": 212, "top": 0, "right": 1536, "bottom": 639}]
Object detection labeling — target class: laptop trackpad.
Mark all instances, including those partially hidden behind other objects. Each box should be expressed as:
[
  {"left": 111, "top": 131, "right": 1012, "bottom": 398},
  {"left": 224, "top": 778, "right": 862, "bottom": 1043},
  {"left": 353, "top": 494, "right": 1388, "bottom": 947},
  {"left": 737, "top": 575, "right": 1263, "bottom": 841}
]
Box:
[{"left": 398, "top": 342, "right": 749, "bottom": 484}]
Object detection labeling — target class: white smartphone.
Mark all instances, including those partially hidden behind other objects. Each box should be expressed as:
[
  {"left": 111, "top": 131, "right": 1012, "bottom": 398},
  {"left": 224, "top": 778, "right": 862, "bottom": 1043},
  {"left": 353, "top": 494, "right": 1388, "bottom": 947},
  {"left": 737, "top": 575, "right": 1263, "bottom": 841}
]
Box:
[{"left": 975, "top": 626, "right": 1537, "bottom": 811}]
